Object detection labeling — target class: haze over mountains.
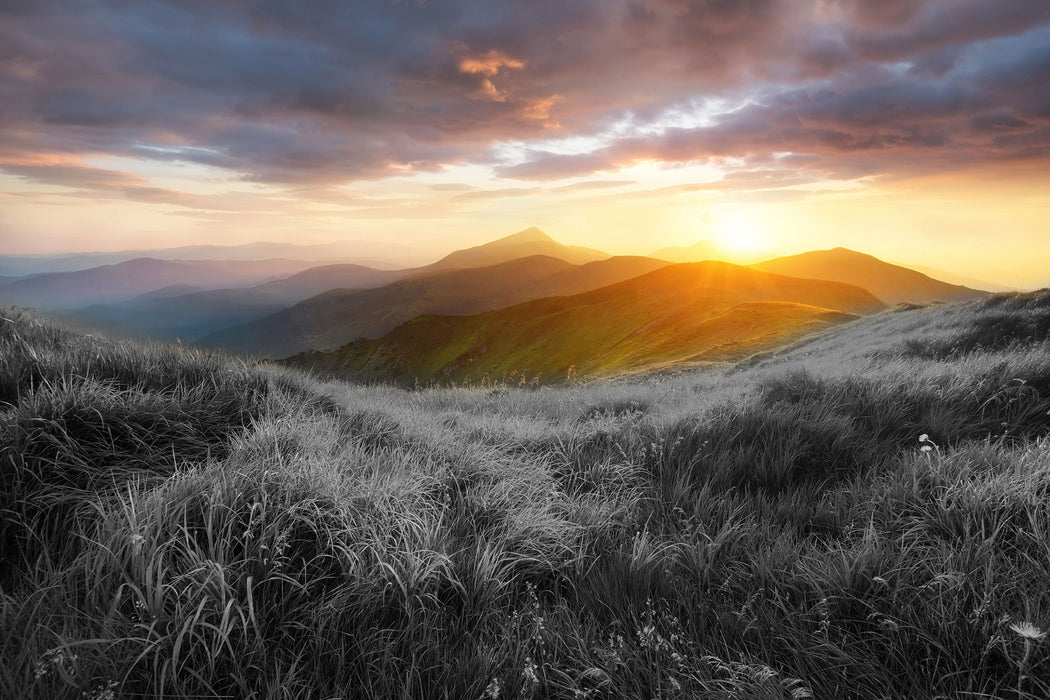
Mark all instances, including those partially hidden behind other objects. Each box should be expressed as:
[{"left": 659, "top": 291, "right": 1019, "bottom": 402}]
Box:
[
  {"left": 650, "top": 239, "right": 771, "bottom": 265},
  {"left": 0, "top": 240, "right": 407, "bottom": 277},
  {"left": 0, "top": 258, "right": 320, "bottom": 310},
  {"left": 42, "top": 228, "right": 629, "bottom": 346},
  {"left": 202, "top": 254, "right": 671, "bottom": 357},
  {"left": 59, "top": 264, "right": 412, "bottom": 341},
  {"left": 1, "top": 227, "right": 1000, "bottom": 383},
  {"left": 283, "top": 261, "right": 884, "bottom": 384},
  {"left": 751, "top": 248, "right": 988, "bottom": 305}
]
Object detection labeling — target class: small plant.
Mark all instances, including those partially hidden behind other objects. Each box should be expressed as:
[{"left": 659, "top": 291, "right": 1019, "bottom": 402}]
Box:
[
  {"left": 918, "top": 432, "right": 938, "bottom": 453},
  {"left": 1009, "top": 620, "right": 1047, "bottom": 696},
  {"left": 34, "top": 646, "right": 78, "bottom": 681}
]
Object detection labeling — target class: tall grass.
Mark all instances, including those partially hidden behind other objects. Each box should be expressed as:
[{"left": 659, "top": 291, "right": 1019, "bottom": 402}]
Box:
[{"left": 1, "top": 292, "right": 1049, "bottom": 698}]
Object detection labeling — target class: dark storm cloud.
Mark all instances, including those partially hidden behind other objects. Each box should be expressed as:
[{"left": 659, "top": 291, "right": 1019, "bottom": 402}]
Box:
[{"left": 1, "top": 0, "right": 1048, "bottom": 195}]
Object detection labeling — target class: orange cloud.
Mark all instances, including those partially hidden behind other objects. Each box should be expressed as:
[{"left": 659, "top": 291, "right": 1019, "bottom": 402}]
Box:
[
  {"left": 458, "top": 49, "right": 525, "bottom": 76},
  {"left": 460, "top": 49, "right": 526, "bottom": 102},
  {"left": 521, "top": 95, "right": 560, "bottom": 121},
  {"left": 479, "top": 78, "right": 508, "bottom": 102}
]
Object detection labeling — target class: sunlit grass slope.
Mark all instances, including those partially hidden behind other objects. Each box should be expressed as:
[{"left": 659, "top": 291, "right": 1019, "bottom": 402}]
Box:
[
  {"left": 2, "top": 289, "right": 1050, "bottom": 699},
  {"left": 284, "top": 260, "right": 884, "bottom": 384}
]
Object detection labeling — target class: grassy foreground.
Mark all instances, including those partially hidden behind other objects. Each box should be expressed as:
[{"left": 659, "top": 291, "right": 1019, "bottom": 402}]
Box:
[{"left": 2, "top": 291, "right": 1050, "bottom": 699}]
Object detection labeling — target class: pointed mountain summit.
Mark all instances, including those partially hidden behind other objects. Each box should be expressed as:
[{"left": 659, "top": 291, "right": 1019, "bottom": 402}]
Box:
[
  {"left": 428, "top": 227, "right": 608, "bottom": 271},
  {"left": 751, "top": 247, "right": 988, "bottom": 305},
  {"left": 495, "top": 226, "right": 554, "bottom": 244}
]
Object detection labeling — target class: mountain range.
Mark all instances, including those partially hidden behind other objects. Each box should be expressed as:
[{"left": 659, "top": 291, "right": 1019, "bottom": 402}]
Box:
[
  {"left": 0, "top": 240, "right": 408, "bottom": 277},
  {"left": 202, "top": 253, "right": 670, "bottom": 357},
  {"left": 281, "top": 261, "right": 886, "bottom": 384},
  {"left": 4, "top": 228, "right": 996, "bottom": 383},
  {"left": 0, "top": 258, "right": 321, "bottom": 311},
  {"left": 58, "top": 263, "right": 412, "bottom": 341},
  {"left": 47, "top": 228, "right": 620, "bottom": 345}
]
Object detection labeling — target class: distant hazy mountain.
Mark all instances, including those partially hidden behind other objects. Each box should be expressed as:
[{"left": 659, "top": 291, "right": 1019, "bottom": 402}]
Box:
[
  {"left": 60, "top": 263, "right": 411, "bottom": 341},
  {"left": 427, "top": 227, "right": 608, "bottom": 271},
  {"left": 0, "top": 241, "right": 405, "bottom": 277},
  {"left": 131, "top": 284, "right": 208, "bottom": 301},
  {"left": 650, "top": 239, "right": 773, "bottom": 264},
  {"left": 751, "top": 248, "right": 988, "bottom": 305},
  {"left": 0, "top": 258, "right": 319, "bottom": 311},
  {"left": 202, "top": 254, "right": 671, "bottom": 357},
  {"left": 650, "top": 239, "right": 726, "bottom": 262},
  {"left": 282, "top": 261, "right": 886, "bottom": 384},
  {"left": 57, "top": 228, "right": 617, "bottom": 343},
  {"left": 893, "top": 263, "right": 1011, "bottom": 293}
]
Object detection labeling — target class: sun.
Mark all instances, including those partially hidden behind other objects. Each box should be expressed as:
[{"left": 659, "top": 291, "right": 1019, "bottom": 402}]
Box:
[
  {"left": 718, "top": 228, "right": 764, "bottom": 252},
  {"left": 712, "top": 208, "right": 767, "bottom": 253}
]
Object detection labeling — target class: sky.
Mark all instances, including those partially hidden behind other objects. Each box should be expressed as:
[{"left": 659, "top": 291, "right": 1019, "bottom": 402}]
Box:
[{"left": 1, "top": 0, "right": 1048, "bottom": 287}]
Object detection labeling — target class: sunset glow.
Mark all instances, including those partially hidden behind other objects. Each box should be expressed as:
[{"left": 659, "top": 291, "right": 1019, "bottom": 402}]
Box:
[
  {"left": 1, "top": 1, "right": 1048, "bottom": 287},
  {"left": 713, "top": 209, "right": 768, "bottom": 254}
]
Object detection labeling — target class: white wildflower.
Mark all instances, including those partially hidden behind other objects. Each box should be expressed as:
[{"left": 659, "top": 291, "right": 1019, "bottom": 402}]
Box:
[{"left": 1010, "top": 621, "right": 1047, "bottom": 640}]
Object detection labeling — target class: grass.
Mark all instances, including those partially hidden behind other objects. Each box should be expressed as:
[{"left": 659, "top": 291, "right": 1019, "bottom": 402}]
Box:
[{"left": 1, "top": 290, "right": 1049, "bottom": 698}]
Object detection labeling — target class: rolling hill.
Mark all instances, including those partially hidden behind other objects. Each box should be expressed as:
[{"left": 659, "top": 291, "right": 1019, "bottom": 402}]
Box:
[
  {"left": 202, "top": 254, "right": 671, "bottom": 357},
  {"left": 751, "top": 247, "right": 988, "bottom": 304},
  {"left": 60, "top": 263, "right": 412, "bottom": 341},
  {"left": 0, "top": 257, "right": 320, "bottom": 311},
  {"left": 282, "top": 260, "right": 886, "bottom": 384}
]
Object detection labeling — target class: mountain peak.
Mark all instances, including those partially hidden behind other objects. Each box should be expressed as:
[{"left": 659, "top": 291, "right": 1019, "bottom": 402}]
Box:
[
  {"left": 425, "top": 228, "right": 608, "bottom": 272},
  {"left": 497, "top": 227, "right": 554, "bottom": 245}
]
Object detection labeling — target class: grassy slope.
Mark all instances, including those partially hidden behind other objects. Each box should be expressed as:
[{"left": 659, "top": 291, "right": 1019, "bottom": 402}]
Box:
[
  {"left": 285, "top": 261, "right": 883, "bottom": 384},
  {"left": 2, "top": 290, "right": 1050, "bottom": 699}
]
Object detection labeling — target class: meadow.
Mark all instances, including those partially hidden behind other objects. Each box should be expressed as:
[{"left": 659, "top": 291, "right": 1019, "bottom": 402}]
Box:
[{"left": 2, "top": 290, "right": 1050, "bottom": 699}]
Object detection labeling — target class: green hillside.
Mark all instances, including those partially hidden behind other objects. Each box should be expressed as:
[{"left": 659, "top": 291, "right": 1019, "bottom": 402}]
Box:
[{"left": 285, "top": 260, "right": 884, "bottom": 384}]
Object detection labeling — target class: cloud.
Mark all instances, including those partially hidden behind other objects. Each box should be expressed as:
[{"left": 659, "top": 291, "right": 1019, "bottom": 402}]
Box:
[
  {"left": 0, "top": 0, "right": 1047, "bottom": 198},
  {"left": 0, "top": 159, "right": 268, "bottom": 211},
  {"left": 453, "top": 186, "right": 542, "bottom": 202},
  {"left": 499, "top": 21, "right": 1050, "bottom": 185},
  {"left": 549, "top": 180, "right": 636, "bottom": 192},
  {"left": 459, "top": 50, "right": 525, "bottom": 77}
]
